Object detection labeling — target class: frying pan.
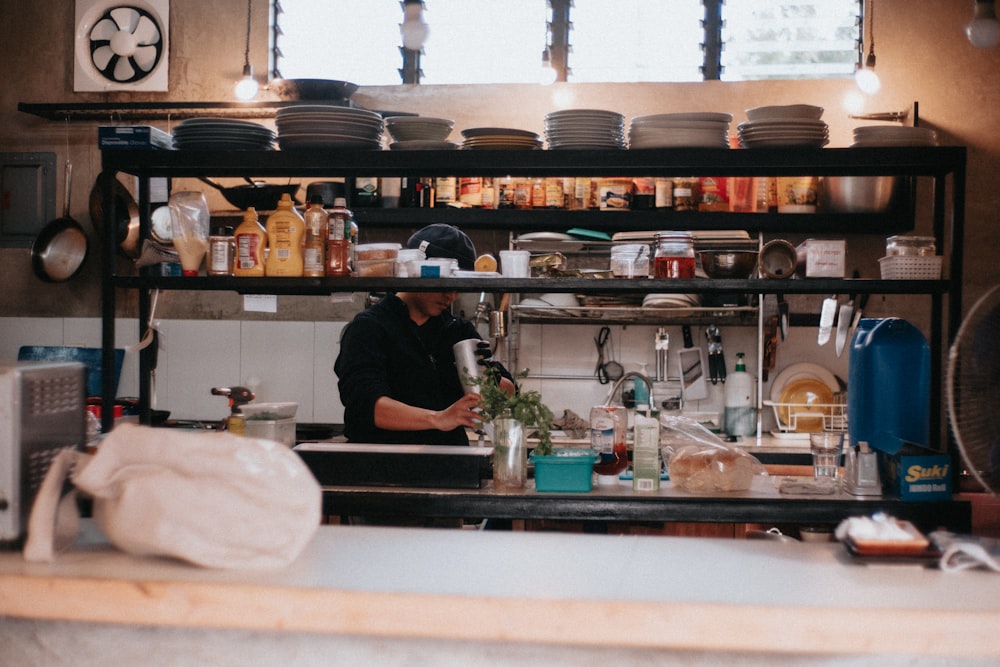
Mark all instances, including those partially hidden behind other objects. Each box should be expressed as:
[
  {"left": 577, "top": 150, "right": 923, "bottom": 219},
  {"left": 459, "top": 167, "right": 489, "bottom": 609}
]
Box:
[
  {"left": 89, "top": 172, "right": 140, "bottom": 258},
  {"left": 31, "top": 158, "right": 88, "bottom": 282},
  {"left": 198, "top": 177, "right": 300, "bottom": 210}
]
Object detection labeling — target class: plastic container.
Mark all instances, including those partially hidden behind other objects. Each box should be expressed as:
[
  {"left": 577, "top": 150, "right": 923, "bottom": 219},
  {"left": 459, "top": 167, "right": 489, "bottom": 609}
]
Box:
[
  {"left": 610, "top": 243, "right": 650, "bottom": 278},
  {"left": 394, "top": 248, "right": 426, "bottom": 277},
  {"left": 723, "top": 353, "right": 757, "bottom": 437},
  {"left": 244, "top": 417, "right": 296, "bottom": 448},
  {"left": 302, "top": 197, "right": 328, "bottom": 277},
  {"left": 354, "top": 242, "right": 400, "bottom": 277},
  {"left": 886, "top": 235, "right": 937, "bottom": 257},
  {"left": 878, "top": 255, "right": 942, "bottom": 280},
  {"left": 531, "top": 449, "right": 599, "bottom": 492},
  {"left": 264, "top": 194, "right": 305, "bottom": 277},
  {"left": 409, "top": 257, "right": 457, "bottom": 278},
  {"left": 848, "top": 318, "right": 930, "bottom": 454},
  {"left": 233, "top": 207, "right": 267, "bottom": 277},
  {"left": 590, "top": 405, "right": 628, "bottom": 478}
]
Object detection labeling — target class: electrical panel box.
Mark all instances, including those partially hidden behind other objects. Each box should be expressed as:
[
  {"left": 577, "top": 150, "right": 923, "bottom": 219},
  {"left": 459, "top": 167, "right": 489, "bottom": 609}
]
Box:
[{"left": 0, "top": 152, "right": 56, "bottom": 248}]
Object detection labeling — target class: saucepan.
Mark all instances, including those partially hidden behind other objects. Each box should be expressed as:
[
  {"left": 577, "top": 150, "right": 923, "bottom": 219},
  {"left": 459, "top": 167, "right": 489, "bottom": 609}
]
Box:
[
  {"left": 198, "top": 177, "right": 300, "bottom": 210},
  {"left": 32, "top": 158, "right": 88, "bottom": 282}
]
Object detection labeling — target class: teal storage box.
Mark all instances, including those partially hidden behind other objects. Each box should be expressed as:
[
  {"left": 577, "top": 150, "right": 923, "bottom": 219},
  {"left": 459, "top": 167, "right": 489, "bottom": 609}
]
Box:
[
  {"left": 877, "top": 443, "right": 953, "bottom": 501},
  {"left": 531, "top": 449, "right": 598, "bottom": 493}
]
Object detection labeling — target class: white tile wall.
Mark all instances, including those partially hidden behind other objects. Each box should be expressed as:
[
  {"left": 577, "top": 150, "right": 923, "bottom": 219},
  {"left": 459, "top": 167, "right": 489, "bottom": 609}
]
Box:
[{"left": 1, "top": 315, "right": 849, "bottom": 430}]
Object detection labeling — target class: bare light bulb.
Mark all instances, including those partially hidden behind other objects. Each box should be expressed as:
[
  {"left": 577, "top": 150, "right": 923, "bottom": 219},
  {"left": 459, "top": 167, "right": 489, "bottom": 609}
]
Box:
[
  {"left": 967, "top": 1, "right": 1000, "bottom": 48},
  {"left": 854, "top": 47, "right": 880, "bottom": 95},
  {"left": 234, "top": 64, "right": 259, "bottom": 100},
  {"left": 401, "top": 1, "right": 429, "bottom": 51}
]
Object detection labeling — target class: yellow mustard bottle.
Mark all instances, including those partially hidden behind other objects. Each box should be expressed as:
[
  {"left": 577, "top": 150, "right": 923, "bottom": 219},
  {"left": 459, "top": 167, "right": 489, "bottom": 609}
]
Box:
[
  {"left": 232, "top": 207, "right": 267, "bottom": 277},
  {"left": 264, "top": 193, "right": 305, "bottom": 277}
]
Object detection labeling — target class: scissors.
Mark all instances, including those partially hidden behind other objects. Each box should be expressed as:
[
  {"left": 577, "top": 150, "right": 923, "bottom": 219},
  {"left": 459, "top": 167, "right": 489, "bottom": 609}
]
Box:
[{"left": 594, "top": 326, "right": 623, "bottom": 384}]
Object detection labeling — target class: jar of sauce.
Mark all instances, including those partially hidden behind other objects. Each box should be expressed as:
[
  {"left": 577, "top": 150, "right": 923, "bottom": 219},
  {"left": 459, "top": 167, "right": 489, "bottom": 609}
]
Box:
[{"left": 653, "top": 232, "right": 696, "bottom": 279}]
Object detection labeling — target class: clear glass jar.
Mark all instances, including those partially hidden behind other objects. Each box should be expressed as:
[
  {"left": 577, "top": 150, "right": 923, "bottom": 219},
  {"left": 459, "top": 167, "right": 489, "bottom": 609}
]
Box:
[
  {"left": 886, "top": 235, "right": 936, "bottom": 257},
  {"left": 610, "top": 243, "right": 650, "bottom": 278},
  {"left": 653, "top": 231, "right": 696, "bottom": 279}
]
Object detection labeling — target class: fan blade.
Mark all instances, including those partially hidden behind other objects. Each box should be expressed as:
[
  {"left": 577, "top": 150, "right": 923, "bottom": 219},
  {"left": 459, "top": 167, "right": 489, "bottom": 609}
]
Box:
[
  {"left": 133, "top": 16, "right": 161, "bottom": 45},
  {"left": 114, "top": 56, "right": 136, "bottom": 82},
  {"left": 110, "top": 7, "right": 141, "bottom": 33},
  {"left": 90, "top": 17, "right": 118, "bottom": 41},
  {"left": 92, "top": 45, "right": 115, "bottom": 70},
  {"left": 133, "top": 45, "right": 158, "bottom": 73}
]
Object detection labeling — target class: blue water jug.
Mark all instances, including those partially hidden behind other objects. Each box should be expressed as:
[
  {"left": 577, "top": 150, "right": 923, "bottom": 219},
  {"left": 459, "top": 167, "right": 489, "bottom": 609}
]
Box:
[{"left": 847, "top": 318, "right": 930, "bottom": 454}]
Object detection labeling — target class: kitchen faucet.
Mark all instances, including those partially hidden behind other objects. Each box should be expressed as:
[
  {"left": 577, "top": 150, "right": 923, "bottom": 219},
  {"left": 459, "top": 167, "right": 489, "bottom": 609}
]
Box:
[{"left": 603, "top": 371, "right": 655, "bottom": 411}]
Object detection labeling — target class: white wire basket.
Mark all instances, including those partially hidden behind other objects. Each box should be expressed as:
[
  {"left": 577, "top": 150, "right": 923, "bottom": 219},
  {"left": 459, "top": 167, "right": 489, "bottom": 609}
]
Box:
[
  {"left": 878, "top": 255, "right": 943, "bottom": 280},
  {"left": 763, "top": 400, "right": 848, "bottom": 434}
]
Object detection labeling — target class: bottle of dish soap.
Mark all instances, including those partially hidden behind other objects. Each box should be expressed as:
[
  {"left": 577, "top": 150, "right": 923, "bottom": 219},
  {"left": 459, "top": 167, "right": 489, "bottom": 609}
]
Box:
[
  {"left": 723, "top": 352, "right": 757, "bottom": 437},
  {"left": 232, "top": 207, "right": 267, "bottom": 277},
  {"left": 264, "top": 193, "right": 305, "bottom": 277}
]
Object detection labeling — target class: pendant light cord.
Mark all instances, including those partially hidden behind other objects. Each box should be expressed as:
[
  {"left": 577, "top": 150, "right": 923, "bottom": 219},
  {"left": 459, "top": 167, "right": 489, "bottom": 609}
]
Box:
[{"left": 243, "top": 0, "right": 252, "bottom": 68}]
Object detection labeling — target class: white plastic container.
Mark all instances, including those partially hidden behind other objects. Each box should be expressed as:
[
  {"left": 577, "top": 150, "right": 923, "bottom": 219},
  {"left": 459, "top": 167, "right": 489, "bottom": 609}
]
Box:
[
  {"left": 723, "top": 352, "right": 756, "bottom": 437},
  {"left": 610, "top": 243, "right": 650, "bottom": 278}
]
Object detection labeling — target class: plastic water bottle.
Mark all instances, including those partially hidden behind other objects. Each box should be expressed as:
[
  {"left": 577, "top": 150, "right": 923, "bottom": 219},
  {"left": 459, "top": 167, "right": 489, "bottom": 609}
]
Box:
[{"left": 724, "top": 352, "right": 757, "bottom": 437}]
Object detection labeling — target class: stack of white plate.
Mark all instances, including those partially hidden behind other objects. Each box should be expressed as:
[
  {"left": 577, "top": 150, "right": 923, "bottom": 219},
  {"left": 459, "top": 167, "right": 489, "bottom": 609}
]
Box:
[
  {"left": 275, "top": 105, "right": 384, "bottom": 149},
  {"left": 627, "top": 112, "right": 732, "bottom": 149},
  {"left": 172, "top": 118, "right": 276, "bottom": 150},
  {"left": 460, "top": 127, "right": 543, "bottom": 150},
  {"left": 385, "top": 116, "right": 454, "bottom": 142},
  {"left": 851, "top": 125, "right": 937, "bottom": 147},
  {"left": 544, "top": 109, "right": 626, "bottom": 150},
  {"left": 642, "top": 293, "right": 701, "bottom": 308},
  {"left": 738, "top": 104, "right": 828, "bottom": 148}
]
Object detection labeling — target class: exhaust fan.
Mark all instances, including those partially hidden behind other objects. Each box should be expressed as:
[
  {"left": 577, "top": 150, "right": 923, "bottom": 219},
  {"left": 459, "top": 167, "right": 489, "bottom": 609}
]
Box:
[{"left": 74, "top": 0, "right": 169, "bottom": 92}]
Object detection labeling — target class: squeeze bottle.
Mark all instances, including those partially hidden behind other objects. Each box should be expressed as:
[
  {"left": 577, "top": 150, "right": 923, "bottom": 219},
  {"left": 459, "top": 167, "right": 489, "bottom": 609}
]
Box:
[
  {"left": 723, "top": 352, "right": 757, "bottom": 437},
  {"left": 232, "top": 207, "right": 267, "bottom": 277},
  {"left": 302, "top": 196, "right": 328, "bottom": 278},
  {"left": 264, "top": 193, "right": 305, "bottom": 277}
]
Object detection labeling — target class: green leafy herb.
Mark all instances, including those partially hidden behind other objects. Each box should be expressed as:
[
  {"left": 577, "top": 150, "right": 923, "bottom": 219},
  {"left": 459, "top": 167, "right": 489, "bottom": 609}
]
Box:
[{"left": 467, "top": 365, "right": 555, "bottom": 455}]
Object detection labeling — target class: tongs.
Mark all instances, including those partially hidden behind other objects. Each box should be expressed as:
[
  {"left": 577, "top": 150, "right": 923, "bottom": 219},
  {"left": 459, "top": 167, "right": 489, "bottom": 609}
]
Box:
[{"left": 705, "top": 325, "right": 726, "bottom": 385}]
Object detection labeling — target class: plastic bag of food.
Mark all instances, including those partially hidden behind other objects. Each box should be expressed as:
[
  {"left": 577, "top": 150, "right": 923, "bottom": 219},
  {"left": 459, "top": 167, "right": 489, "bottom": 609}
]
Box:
[{"left": 661, "top": 415, "right": 766, "bottom": 492}]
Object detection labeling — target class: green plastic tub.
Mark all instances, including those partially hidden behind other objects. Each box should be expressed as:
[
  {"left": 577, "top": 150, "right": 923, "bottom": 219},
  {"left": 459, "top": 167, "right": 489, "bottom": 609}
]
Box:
[{"left": 531, "top": 448, "right": 598, "bottom": 493}]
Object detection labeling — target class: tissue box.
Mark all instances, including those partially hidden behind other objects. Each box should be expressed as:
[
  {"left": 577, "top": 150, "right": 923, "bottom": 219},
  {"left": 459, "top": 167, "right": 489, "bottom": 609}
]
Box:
[
  {"left": 877, "top": 443, "right": 953, "bottom": 501},
  {"left": 796, "top": 239, "right": 846, "bottom": 278}
]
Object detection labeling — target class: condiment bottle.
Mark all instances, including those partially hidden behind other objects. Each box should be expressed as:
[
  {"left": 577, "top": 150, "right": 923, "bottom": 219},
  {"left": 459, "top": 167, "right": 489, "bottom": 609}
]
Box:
[
  {"left": 653, "top": 231, "right": 696, "bottom": 279},
  {"left": 302, "top": 196, "right": 328, "bottom": 278},
  {"left": 264, "top": 193, "right": 305, "bottom": 277},
  {"left": 232, "top": 207, "right": 267, "bottom": 277},
  {"left": 207, "top": 226, "right": 235, "bottom": 277},
  {"left": 326, "top": 197, "right": 352, "bottom": 277},
  {"left": 723, "top": 353, "right": 757, "bottom": 437}
]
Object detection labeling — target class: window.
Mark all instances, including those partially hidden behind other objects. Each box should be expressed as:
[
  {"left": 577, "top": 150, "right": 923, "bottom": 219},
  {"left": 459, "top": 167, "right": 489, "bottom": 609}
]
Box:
[{"left": 272, "top": 1, "right": 861, "bottom": 85}]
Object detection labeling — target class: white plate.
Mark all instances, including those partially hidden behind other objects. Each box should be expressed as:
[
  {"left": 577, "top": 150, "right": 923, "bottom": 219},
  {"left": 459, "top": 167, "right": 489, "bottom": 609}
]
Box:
[{"left": 769, "top": 362, "right": 839, "bottom": 403}]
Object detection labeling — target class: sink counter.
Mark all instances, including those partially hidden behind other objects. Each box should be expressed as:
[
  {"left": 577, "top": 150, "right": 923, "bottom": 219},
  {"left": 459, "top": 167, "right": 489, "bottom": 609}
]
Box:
[{"left": 2, "top": 520, "right": 999, "bottom": 666}]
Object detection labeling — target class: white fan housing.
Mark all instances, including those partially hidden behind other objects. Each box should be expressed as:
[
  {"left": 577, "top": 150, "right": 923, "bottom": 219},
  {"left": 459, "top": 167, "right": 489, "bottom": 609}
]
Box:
[{"left": 74, "top": 0, "right": 169, "bottom": 92}]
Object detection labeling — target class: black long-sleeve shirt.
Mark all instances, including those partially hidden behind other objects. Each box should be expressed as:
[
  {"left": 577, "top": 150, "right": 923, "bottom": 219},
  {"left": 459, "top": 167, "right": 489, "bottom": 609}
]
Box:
[{"left": 335, "top": 293, "right": 499, "bottom": 446}]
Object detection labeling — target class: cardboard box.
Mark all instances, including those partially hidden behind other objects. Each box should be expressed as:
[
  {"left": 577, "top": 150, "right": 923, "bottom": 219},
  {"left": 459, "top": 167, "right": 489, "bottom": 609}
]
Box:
[
  {"left": 98, "top": 125, "right": 173, "bottom": 150},
  {"left": 796, "top": 239, "right": 846, "bottom": 278},
  {"left": 877, "top": 443, "right": 953, "bottom": 501}
]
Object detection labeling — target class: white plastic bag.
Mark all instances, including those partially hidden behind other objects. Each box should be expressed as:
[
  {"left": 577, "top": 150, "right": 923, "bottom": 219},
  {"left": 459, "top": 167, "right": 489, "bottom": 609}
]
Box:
[
  {"left": 25, "top": 423, "right": 321, "bottom": 569},
  {"left": 660, "top": 415, "right": 767, "bottom": 493}
]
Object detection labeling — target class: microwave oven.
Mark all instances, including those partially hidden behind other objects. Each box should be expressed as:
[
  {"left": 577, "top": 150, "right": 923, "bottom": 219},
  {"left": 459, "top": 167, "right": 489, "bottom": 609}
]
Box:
[{"left": 0, "top": 360, "right": 86, "bottom": 550}]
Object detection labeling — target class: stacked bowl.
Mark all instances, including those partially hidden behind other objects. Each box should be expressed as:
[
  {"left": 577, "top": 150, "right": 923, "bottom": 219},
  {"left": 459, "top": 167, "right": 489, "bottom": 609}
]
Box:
[
  {"left": 275, "top": 105, "right": 384, "bottom": 149},
  {"left": 385, "top": 116, "right": 457, "bottom": 150},
  {"left": 851, "top": 125, "right": 937, "bottom": 147},
  {"left": 628, "top": 112, "right": 732, "bottom": 149},
  {"left": 738, "top": 105, "right": 828, "bottom": 148}
]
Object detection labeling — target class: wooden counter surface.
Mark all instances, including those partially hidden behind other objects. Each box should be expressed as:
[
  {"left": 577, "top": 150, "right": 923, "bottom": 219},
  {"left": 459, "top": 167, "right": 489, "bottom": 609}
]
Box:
[{"left": 2, "top": 520, "right": 999, "bottom": 660}]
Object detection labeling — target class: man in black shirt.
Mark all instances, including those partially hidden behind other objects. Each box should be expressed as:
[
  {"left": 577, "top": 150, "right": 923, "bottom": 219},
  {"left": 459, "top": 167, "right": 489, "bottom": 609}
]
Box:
[{"left": 335, "top": 224, "right": 515, "bottom": 445}]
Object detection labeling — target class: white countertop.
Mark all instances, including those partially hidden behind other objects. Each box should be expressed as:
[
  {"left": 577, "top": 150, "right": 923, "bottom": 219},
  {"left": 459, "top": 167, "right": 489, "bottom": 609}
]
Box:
[{"left": 2, "top": 520, "right": 1000, "bottom": 660}]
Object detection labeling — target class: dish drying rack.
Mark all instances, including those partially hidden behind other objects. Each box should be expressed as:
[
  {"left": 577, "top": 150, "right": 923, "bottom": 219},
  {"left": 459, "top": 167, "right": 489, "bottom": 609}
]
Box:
[{"left": 762, "top": 400, "right": 848, "bottom": 434}]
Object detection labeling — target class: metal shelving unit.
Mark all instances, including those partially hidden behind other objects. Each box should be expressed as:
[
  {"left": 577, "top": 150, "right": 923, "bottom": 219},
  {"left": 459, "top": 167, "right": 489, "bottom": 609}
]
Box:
[{"left": 98, "top": 146, "right": 966, "bottom": 438}]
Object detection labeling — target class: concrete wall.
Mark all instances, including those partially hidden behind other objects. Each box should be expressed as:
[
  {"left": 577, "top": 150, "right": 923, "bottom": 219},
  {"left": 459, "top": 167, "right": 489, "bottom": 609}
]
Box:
[{"left": 0, "top": 1, "right": 995, "bottom": 423}]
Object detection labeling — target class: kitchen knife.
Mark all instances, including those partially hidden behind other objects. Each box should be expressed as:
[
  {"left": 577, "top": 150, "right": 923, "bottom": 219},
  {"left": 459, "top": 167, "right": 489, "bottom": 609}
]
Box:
[
  {"left": 846, "top": 292, "right": 871, "bottom": 348},
  {"left": 817, "top": 295, "right": 838, "bottom": 346},
  {"left": 835, "top": 293, "right": 856, "bottom": 357}
]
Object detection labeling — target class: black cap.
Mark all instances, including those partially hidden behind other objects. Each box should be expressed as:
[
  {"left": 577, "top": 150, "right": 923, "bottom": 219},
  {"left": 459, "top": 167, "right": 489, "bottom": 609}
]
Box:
[{"left": 406, "top": 224, "right": 476, "bottom": 270}]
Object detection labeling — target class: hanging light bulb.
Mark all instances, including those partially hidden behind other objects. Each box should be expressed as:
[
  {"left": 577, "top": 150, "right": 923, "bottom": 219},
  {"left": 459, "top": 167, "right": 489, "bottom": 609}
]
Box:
[
  {"left": 854, "top": 0, "right": 881, "bottom": 95},
  {"left": 967, "top": 1, "right": 1000, "bottom": 48},
  {"left": 401, "top": 0, "right": 429, "bottom": 51},
  {"left": 539, "top": 48, "right": 557, "bottom": 85},
  {"left": 234, "top": 0, "right": 259, "bottom": 100}
]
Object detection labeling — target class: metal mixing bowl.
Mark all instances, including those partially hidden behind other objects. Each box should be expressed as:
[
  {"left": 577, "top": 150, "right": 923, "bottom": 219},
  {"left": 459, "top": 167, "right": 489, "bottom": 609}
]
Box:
[
  {"left": 698, "top": 250, "right": 759, "bottom": 279},
  {"left": 823, "top": 176, "right": 900, "bottom": 213}
]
